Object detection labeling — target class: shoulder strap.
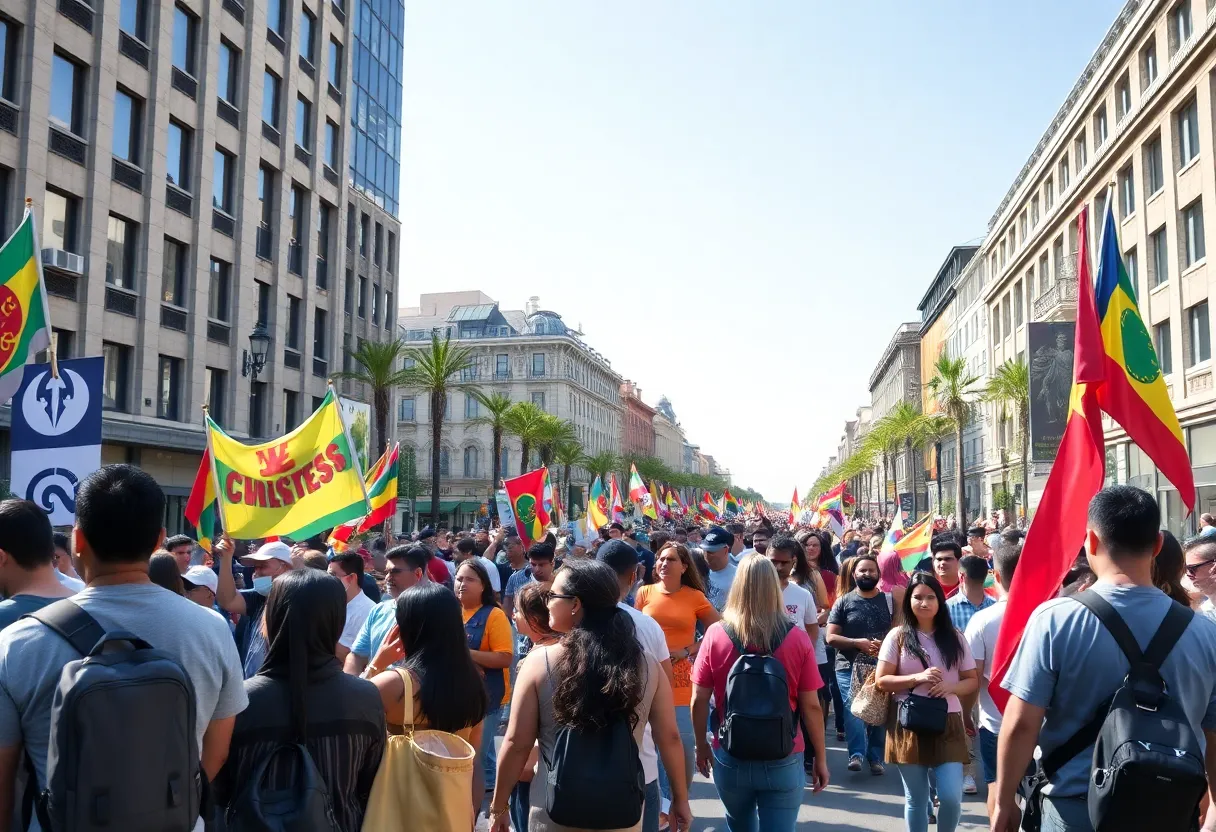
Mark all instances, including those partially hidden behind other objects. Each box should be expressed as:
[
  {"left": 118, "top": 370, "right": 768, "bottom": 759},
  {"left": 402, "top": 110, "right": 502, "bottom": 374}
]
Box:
[
  {"left": 1072, "top": 591, "right": 1144, "bottom": 665},
  {"left": 24, "top": 599, "right": 109, "bottom": 656},
  {"left": 721, "top": 623, "right": 746, "bottom": 656},
  {"left": 885, "top": 592, "right": 893, "bottom": 616},
  {"left": 394, "top": 667, "right": 415, "bottom": 734},
  {"left": 1141, "top": 601, "right": 1194, "bottom": 671}
]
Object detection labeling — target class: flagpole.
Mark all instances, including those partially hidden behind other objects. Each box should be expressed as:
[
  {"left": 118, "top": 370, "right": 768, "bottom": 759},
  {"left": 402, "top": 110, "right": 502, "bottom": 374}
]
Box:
[
  {"left": 202, "top": 404, "right": 227, "bottom": 538},
  {"left": 24, "top": 197, "right": 58, "bottom": 380},
  {"left": 329, "top": 380, "right": 372, "bottom": 512}
]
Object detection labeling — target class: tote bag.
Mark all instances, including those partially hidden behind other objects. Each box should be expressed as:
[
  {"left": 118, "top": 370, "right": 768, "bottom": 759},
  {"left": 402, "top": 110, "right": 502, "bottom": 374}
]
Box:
[
  {"left": 362, "top": 668, "right": 477, "bottom": 832},
  {"left": 849, "top": 661, "right": 890, "bottom": 726}
]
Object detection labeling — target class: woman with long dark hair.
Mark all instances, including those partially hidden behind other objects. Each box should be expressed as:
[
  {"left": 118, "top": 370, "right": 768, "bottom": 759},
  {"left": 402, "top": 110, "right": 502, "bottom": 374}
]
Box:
[
  {"left": 875, "top": 572, "right": 978, "bottom": 832},
  {"left": 215, "top": 570, "right": 386, "bottom": 831},
  {"left": 1154, "top": 530, "right": 1193, "bottom": 607},
  {"left": 148, "top": 551, "right": 184, "bottom": 594},
  {"left": 454, "top": 558, "right": 513, "bottom": 795},
  {"left": 370, "top": 582, "right": 488, "bottom": 813}
]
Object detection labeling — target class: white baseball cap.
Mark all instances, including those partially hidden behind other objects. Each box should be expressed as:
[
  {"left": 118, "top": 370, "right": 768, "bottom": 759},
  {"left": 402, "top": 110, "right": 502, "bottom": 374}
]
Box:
[
  {"left": 181, "top": 565, "right": 218, "bottom": 594},
  {"left": 240, "top": 541, "right": 294, "bottom": 568}
]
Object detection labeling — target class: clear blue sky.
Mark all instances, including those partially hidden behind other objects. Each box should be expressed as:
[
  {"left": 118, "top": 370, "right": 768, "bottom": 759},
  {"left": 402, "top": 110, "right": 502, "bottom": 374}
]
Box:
[{"left": 398, "top": 0, "right": 1126, "bottom": 499}]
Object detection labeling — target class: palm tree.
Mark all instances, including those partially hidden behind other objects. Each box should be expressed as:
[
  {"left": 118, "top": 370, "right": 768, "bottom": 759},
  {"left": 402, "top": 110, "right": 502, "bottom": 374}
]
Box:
[
  {"left": 502, "top": 401, "right": 547, "bottom": 475},
  {"left": 584, "top": 451, "right": 620, "bottom": 483},
  {"left": 986, "top": 358, "right": 1031, "bottom": 517},
  {"left": 552, "top": 439, "right": 587, "bottom": 515},
  {"left": 333, "top": 338, "right": 415, "bottom": 459},
  {"left": 927, "top": 353, "right": 981, "bottom": 523},
  {"left": 470, "top": 391, "right": 514, "bottom": 491},
  {"left": 398, "top": 334, "right": 476, "bottom": 526},
  {"left": 880, "top": 401, "right": 929, "bottom": 518},
  {"left": 535, "top": 415, "right": 578, "bottom": 468}
]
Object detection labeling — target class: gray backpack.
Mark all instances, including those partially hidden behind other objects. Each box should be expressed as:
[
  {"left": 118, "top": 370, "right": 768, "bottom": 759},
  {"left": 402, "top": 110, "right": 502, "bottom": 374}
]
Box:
[{"left": 24, "top": 599, "right": 203, "bottom": 832}]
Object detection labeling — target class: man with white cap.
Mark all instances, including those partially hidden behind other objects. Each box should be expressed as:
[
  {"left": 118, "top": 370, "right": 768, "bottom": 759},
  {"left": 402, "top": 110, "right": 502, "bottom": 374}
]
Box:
[
  {"left": 215, "top": 536, "right": 295, "bottom": 679},
  {"left": 181, "top": 564, "right": 218, "bottom": 610}
]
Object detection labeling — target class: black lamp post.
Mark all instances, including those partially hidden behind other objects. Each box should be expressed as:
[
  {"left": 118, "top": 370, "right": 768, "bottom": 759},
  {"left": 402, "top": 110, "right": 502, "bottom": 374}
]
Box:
[{"left": 241, "top": 322, "right": 271, "bottom": 379}]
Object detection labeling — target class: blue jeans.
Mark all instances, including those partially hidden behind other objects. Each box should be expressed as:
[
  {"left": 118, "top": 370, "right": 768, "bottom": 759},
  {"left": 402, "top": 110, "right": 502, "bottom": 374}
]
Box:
[
  {"left": 657, "top": 704, "right": 694, "bottom": 801},
  {"left": 710, "top": 746, "right": 804, "bottom": 832},
  {"left": 509, "top": 780, "right": 529, "bottom": 832},
  {"left": 641, "top": 778, "right": 660, "bottom": 832},
  {"left": 825, "top": 648, "right": 846, "bottom": 734},
  {"left": 481, "top": 705, "right": 502, "bottom": 790},
  {"left": 1042, "top": 796, "right": 1092, "bottom": 831},
  {"left": 896, "top": 762, "right": 963, "bottom": 832},
  {"left": 835, "top": 667, "right": 885, "bottom": 763}
]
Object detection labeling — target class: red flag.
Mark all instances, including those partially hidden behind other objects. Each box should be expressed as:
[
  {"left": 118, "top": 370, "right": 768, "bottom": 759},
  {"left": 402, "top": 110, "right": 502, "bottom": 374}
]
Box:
[{"left": 987, "top": 205, "right": 1106, "bottom": 711}]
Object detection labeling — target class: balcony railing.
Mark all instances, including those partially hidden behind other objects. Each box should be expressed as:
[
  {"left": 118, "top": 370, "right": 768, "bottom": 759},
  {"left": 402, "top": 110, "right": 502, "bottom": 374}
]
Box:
[
  {"left": 256, "top": 224, "right": 273, "bottom": 259},
  {"left": 1032, "top": 274, "right": 1078, "bottom": 321}
]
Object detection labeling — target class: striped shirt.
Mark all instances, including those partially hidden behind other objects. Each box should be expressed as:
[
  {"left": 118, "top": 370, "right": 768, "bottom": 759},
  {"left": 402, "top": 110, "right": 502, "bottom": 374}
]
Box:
[{"left": 947, "top": 591, "right": 996, "bottom": 634}]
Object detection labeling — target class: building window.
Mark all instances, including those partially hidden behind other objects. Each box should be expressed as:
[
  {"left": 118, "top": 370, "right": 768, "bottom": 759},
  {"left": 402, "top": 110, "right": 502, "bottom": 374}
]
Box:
[
  {"left": 262, "top": 69, "right": 281, "bottom": 127},
  {"left": 1013, "top": 280, "right": 1023, "bottom": 328},
  {"left": 163, "top": 237, "right": 187, "bottom": 306},
  {"left": 206, "top": 367, "right": 227, "bottom": 426},
  {"left": 1038, "top": 252, "right": 1049, "bottom": 296},
  {"left": 1178, "top": 97, "right": 1201, "bottom": 167},
  {"left": 358, "top": 277, "right": 366, "bottom": 317},
  {"left": 43, "top": 189, "right": 79, "bottom": 253},
  {"left": 1183, "top": 200, "right": 1206, "bottom": 267},
  {"left": 359, "top": 213, "right": 369, "bottom": 256},
  {"left": 1151, "top": 226, "right": 1168, "bottom": 287},
  {"left": 1145, "top": 136, "right": 1164, "bottom": 196},
  {"left": 1119, "top": 164, "right": 1135, "bottom": 218},
  {"left": 172, "top": 6, "right": 196, "bottom": 76},
  {"left": 374, "top": 223, "right": 383, "bottom": 265},
  {"left": 50, "top": 53, "right": 84, "bottom": 135},
  {"left": 372, "top": 284, "right": 380, "bottom": 322},
  {"left": 1116, "top": 73, "right": 1132, "bottom": 120},
  {"left": 399, "top": 396, "right": 415, "bottom": 421},
  {"left": 387, "top": 232, "right": 397, "bottom": 274},
  {"left": 112, "top": 88, "right": 141, "bottom": 164},
  {"left": 158, "top": 355, "right": 183, "bottom": 421},
  {"left": 1126, "top": 246, "right": 1138, "bottom": 289},
  {"left": 299, "top": 8, "right": 315, "bottom": 62},
  {"left": 267, "top": 0, "right": 283, "bottom": 35},
  {"left": 1143, "top": 38, "right": 1158, "bottom": 87},
  {"left": 385, "top": 292, "right": 393, "bottom": 328},
  {"left": 324, "top": 120, "right": 339, "bottom": 168},
  {"left": 496, "top": 354, "right": 509, "bottom": 377},
  {"left": 1074, "top": 133, "right": 1087, "bottom": 170},
  {"left": 463, "top": 446, "right": 478, "bottom": 478},
  {"left": 317, "top": 201, "right": 331, "bottom": 261},
  {"left": 284, "top": 390, "right": 299, "bottom": 431},
  {"left": 258, "top": 163, "right": 275, "bottom": 225},
  {"left": 1059, "top": 156, "right": 1070, "bottom": 189},
  {"left": 295, "top": 95, "right": 311, "bottom": 150},
  {"left": 166, "top": 120, "right": 191, "bottom": 190},
  {"left": 102, "top": 342, "right": 131, "bottom": 412},
  {"left": 105, "top": 215, "right": 137, "bottom": 290},
  {"left": 209, "top": 258, "right": 230, "bottom": 321},
  {"left": 313, "top": 308, "right": 327, "bottom": 360},
  {"left": 213, "top": 147, "right": 235, "bottom": 213},
  {"left": 256, "top": 280, "right": 270, "bottom": 325},
  {"left": 465, "top": 395, "right": 478, "bottom": 420},
  {"left": 250, "top": 381, "right": 267, "bottom": 437},
  {"left": 531, "top": 353, "right": 545, "bottom": 376},
  {"left": 1189, "top": 301, "right": 1211, "bottom": 365},
  {"left": 1094, "top": 105, "right": 1107, "bottom": 147},
  {"left": 531, "top": 392, "right": 546, "bottom": 411},
  {"left": 218, "top": 41, "right": 239, "bottom": 106},
  {"left": 1173, "top": 0, "right": 1193, "bottom": 52},
  {"left": 119, "top": 0, "right": 146, "bottom": 40},
  {"left": 1156, "top": 320, "right": 1173, "bottom": 375},
  {"left": 438, "top": 448, "right": 450, "bottom": 477},
  {"left": 328, "top": 38, "right": 342, "bottom": 87},
  {"left": 286, "top": 294, "right": 301, "bottom": 349}
]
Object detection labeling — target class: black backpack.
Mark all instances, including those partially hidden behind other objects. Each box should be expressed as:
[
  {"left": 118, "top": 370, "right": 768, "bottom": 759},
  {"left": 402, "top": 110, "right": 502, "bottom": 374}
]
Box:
[
  {"left": 717, "top": 622, "right": 795, "bottom": 761},
  {"left": 540, "top": 652, "right": 644, "bottom": 830},
  {"left": 23, "top": 599, "right": 204, "bottom": 832},
  {"left": 1024, "top": 592, "right": 1206, "bottom": 832},
  {"left": 224, "top": 743, "right": 339, "bottom": 832}
]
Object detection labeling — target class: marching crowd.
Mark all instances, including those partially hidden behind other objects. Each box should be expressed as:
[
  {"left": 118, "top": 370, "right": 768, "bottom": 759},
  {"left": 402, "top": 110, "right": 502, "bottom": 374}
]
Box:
[{"left": 0, "top": 466, "right": 1214, "bottom": 830}]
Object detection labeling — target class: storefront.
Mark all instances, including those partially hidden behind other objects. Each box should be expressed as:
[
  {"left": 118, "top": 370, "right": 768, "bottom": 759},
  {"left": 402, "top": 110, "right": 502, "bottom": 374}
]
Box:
[
  {"left": 1106, "top": 419, "right": 1216, "bottom": 537},
  {"left": 413, "top": 499, "right": 487, "bottom": 532}
]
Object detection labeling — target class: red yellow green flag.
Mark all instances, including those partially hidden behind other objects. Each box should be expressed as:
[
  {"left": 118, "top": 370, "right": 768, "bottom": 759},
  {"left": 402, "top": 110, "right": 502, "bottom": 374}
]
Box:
[
  {"left": 650, "top": 481, "right": 668, "bottom": 519},
  {"left": 587, "top": 476, "right": 610, "bottom": 529},
  {"left": 184, "top": 449, "right": 218, "bottom": 552},
  {"left": 504, "top": 467, "right": 551, "bottom": 546},
  {"left": 327, "top": 443, "right": 400, "bottom": 551},
  {"left": 628, "top": 463, "right": 657, "bottom": 519},
  {"left": 788, "top": 489, "right": 801, "bottom": 525},
  {"left": 0, "top": 207, "right": 52, "bottom": 405}
]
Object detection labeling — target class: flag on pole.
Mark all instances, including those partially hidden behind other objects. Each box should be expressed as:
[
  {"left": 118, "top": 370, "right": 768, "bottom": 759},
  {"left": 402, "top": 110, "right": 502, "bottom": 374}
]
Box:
[
  {"left": 698, "top": 492, "right": 721, "bottom": 522},
  {"left": 1093, "top": 197, "right": 1194, "bottom": 511},
  {"left": 628, "top": 464, "right": 657, "bottom": 519},
  {"left": 664, "top": 486, "right": 681, "bottom": 517},
  {"left": 184, "top": 449, "right": 219, "bottom": 552},
  {"left": 609, "top": 473, "right": 626, "bottom": 523},
  {"left": 879, "top": 514, "right": 933, "bottom": 572},
  {"left": 789, "top": 489, "right": 801, "bottom": 525},
  {"left": 504, "top": 467, "right": 551, "bottom": 546},
  {"left": 988, "top": 205, "right": 1107, "bottom": 713},
  {"left": 587, "top": 476, "right": 610, "bottom": 529},
  {"left": 722, "top": 489, "right": 740, "bottom": 516},
  {"left": 0, "top": 206, "right": 53, "bottom": 406},
  {"left": 327, "top": 443, "right": 400, "bottom": 551},
  {"left": 650, "top": 481, "right": 669, "bottom": 519}
]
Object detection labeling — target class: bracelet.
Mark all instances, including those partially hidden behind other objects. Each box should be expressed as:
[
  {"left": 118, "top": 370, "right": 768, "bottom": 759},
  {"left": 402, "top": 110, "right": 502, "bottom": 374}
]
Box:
[{"left": 488, "top": 804, "right": 509, "bottom": 821}]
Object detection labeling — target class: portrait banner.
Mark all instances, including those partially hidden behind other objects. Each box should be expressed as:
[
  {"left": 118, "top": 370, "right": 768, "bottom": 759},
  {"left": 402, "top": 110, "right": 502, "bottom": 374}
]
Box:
[{"left": 1029, "top": 321, "right": 1076, "bottom": 462}]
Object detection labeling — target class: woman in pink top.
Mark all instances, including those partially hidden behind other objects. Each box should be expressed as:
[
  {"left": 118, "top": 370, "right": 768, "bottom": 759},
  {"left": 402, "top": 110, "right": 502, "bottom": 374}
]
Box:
[
  {"left": 875, "top": 572, "right": 978, "bottom": 832},
  {"left": 690, "top": 555, "right": 828, "bottom": 832}
]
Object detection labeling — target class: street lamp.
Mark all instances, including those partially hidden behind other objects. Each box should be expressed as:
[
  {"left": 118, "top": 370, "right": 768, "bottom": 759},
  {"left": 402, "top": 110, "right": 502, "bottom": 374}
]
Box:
[{"left": 241, "top": 322, "right": 271, "bottom": 379}]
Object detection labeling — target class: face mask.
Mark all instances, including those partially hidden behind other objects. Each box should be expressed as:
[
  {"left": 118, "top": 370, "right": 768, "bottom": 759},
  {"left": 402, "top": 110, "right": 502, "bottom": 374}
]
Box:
[
  {"left": 253, "top": 575, "right": 274, "bottom": 596},
  {"left": 855, "top": 576, "right": 879, "bottom": 592}
]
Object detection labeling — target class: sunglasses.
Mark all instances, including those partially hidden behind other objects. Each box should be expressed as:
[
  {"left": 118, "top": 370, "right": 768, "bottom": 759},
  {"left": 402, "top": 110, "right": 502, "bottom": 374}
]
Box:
[
  {"left": 1185, "top": 558, "right": 1216, "bottom": 578},
  {"left": 544, "top": 591, "right": 576, "bottom": 602}
]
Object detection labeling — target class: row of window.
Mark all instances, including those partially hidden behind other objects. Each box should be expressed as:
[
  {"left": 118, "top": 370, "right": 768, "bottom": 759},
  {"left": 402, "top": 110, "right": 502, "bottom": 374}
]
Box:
[
  {"left": 343, "top": 269, "right": 393, "bottom": 328},
  {"left": 397, "top": 390, "right": 548, "bottom": 423},
  {"left": 348, "top": 203, "right": 397, "bottom": 273}
]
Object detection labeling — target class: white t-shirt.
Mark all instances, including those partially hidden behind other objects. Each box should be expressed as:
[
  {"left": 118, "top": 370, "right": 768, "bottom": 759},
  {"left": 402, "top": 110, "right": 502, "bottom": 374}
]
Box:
[
  {"left": 965, "top": 597, "right": 1006, "bottom": 733},
  {"left": 339, "top": 590, "right": 377, "bottom": 649},
  {"left": 782, "top": 582, "right": 824, "bottom": 664},
  {"left": 619, "top": 601, "right": 666, "bottom": 785},
  {"left": 477, "top": 556, "right": 502, "bottom": 593},
  {"left": 56, "top": 571, "right": 85, "bottom": 593}
]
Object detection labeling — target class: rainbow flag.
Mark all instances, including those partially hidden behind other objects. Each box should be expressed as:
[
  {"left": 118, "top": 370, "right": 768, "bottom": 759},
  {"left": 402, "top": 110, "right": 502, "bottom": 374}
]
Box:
[
  {"left": 328, "top": 443, "right": 400, "bottom": 551},
  {"left": 504, "top": 467, "right": 551, "bottom": 546},
  {"left": 881, "top": 514, "right": 933, "bottom": 572},
  {"left": 699, "top": 491, "right": 721, "bottom": 522},
  {"left": 722, "top": 489, "right": 740, "bottom": 516},
  {"left": 184, "top": 449, "right": 219, "bottom": 552},
  {"left": 587, "top": 476, "right": 610, "bottom": 529},
  {"left": 1093, "top": 199, "right": 1194, "bottom": 511},
  {"left": 0, "top": 207, "right": 52, "bottom": 406}
]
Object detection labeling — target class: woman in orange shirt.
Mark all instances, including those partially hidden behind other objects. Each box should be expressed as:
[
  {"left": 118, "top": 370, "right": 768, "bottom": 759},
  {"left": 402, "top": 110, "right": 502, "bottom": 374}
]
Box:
[{"left": 635, "top": 543, "right": 720, "bottom": 808}]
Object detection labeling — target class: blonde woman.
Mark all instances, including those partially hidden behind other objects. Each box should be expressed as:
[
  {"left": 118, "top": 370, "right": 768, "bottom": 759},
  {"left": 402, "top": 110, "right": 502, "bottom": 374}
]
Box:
[{"left": 690, "top": 556, "right": 828, "bottom": 832}]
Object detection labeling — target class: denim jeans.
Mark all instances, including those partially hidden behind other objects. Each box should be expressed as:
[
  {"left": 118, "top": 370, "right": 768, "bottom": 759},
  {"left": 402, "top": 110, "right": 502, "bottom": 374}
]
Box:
[
  {"left": 835, "top": 666, "right": 885, "bottom": 763},
  {"left": 657, "top": 704, "right": 694, "bottom": 801},
  {"left": 509, "top": 780, "right": 529, "bottom": 832},
  {"left": 825, "top": 647, "right": 845, "bottom": 734},
  {"left": 481, "top": 705, "right": 502, "bottom": 790},
  {"left": 641, "top": 779, "right": 660, "bottom": 832},
  {"left": 710, "top": 745, "right": 804, "bottom": 832},
  {"left": 1041, "top": 796, "right": 1093, "bottom": 831},
  {"left": 896, "top": 761, "right": 963, "bottom": 832}
]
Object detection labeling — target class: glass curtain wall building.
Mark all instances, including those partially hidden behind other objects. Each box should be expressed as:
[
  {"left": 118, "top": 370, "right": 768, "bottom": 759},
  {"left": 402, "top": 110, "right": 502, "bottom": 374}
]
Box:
[{"left": 350, "top": 0, "right": 402, "bottom": 216}]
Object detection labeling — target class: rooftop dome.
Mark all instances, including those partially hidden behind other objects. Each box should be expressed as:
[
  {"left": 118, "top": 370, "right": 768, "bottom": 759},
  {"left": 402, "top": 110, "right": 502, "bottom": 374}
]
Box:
[{"left": 527, "top": 311, "right": 568, "bottom": 336}]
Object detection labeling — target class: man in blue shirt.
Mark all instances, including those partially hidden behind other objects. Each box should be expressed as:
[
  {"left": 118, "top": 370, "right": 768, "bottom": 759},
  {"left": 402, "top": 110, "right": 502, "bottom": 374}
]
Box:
[
  {"left": 995, "top": 486, "right": 1216, "bottom": 832},
  {"left": 343, "top": 544, "right": 430, "bottom": 677},
  {"left": 946, "top": 554, "right": 996, "bottom": 634}
]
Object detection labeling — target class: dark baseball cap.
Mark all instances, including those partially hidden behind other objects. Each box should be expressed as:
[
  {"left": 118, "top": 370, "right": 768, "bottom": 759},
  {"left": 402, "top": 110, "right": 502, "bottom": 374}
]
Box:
[
  {"left": 417, "top": 526, "right": 436, "bottom": 540},
  {"left": 596, "top": 539, "right": 640, "bottom": 575},
  {"left": 701, "top": 526, "right": 732, "bottom": 552}
]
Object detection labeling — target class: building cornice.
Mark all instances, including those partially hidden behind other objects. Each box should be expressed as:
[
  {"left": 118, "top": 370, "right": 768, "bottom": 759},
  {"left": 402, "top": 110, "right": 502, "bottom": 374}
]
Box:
[{"left": 869, "top": 324, "right": 920, "bottom": 391}]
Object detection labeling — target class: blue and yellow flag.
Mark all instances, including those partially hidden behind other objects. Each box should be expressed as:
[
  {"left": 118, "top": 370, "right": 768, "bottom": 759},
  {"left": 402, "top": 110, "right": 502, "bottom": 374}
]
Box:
[{"left": 1094, "top": 199, "right": 1194, "bottom": 511}]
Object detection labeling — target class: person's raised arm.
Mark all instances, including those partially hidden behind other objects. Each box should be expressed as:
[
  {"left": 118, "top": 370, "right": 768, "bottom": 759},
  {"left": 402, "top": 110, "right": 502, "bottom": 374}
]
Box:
[
  {"left": 214, "top": 536, "right": 246, "bottom": 616},
  {"left": 991, "top": 696, "right": 1045, "bottom": 832}
]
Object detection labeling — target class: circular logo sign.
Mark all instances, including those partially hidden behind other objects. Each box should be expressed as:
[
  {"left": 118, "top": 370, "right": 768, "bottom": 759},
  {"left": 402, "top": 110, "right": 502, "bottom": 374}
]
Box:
[
  {"left": 21, "top": 368, "right": 89, "bottom": 436},
  {"left": 1120, "top": 308, "right": 1160, "bottom": 385}
]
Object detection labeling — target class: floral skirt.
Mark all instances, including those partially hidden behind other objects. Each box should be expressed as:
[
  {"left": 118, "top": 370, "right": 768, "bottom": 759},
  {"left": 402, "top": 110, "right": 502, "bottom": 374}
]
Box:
[{"left": 885, "top": 708, "right": 969, "bottom": 767}]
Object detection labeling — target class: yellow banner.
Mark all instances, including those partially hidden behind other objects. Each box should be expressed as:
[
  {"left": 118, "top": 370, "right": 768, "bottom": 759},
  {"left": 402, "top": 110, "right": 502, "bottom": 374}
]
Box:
[{"left": 207, "top": 389, "right": 369, "bottom": 540}]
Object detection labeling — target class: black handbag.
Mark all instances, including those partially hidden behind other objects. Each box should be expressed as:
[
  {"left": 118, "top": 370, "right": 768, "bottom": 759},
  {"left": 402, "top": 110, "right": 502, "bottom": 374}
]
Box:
[{"left": 897, "top": 638, "right": 948, "bottom": 735}]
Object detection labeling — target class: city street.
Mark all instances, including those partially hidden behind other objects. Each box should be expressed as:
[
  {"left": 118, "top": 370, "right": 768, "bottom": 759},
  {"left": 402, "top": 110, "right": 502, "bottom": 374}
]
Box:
[{"left": 687, "top": 736, "right": 991, "bottom": 831}]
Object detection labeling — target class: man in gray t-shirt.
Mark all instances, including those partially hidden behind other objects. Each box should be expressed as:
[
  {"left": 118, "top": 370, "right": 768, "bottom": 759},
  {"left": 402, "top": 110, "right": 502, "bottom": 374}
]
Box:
[{"left": 994, "top": 486, "right": 1216, "bottom": 832}]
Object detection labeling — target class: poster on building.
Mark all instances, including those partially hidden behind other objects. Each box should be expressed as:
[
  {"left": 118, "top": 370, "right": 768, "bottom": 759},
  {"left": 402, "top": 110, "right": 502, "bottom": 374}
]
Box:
[
  {"left": 339, "top": 397, "right": 372, "bottom": 473},
  {"left": 1028, "top": 321, "right": 1076, "bottom": 463},
  {"left": 898, "top": 492, "right": 914, "bottom": 526},
  {"left": 10, "top": 356, "right": 103, "bottom": 527}
]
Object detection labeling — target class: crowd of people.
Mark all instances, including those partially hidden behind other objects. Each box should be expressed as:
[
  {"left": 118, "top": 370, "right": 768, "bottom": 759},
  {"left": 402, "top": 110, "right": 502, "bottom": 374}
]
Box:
[{"left": 1, "top": 467, "right": 1216, "bottom": 830}]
